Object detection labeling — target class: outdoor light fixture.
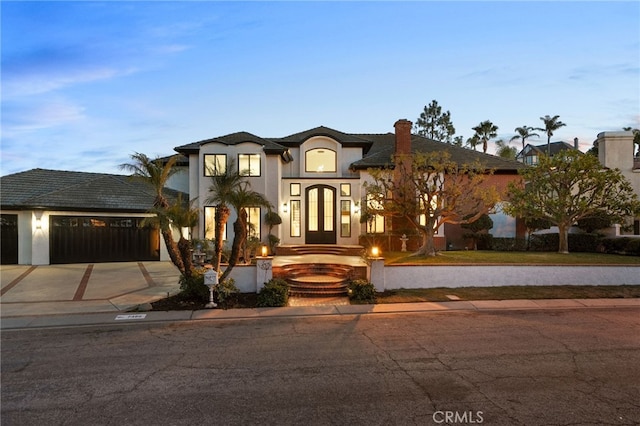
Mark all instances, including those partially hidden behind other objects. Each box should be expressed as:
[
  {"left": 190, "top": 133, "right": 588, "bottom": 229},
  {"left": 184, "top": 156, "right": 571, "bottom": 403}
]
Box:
[
  {"left": 371, "top": 246, "right": 380, "bottom": 258},
  {"left": 261, "top": 245, "right": 268, "bottom": 257},
  {"left": 282, "top": 202, "right": 288, "bottom": 213},
  {"left": 34, "top": 210, "right": 44, "bottom": 230}
]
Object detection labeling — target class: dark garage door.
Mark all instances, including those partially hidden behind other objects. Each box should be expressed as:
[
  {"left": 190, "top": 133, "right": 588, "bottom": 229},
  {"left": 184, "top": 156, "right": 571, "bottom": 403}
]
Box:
[
  {"left": 1, "top": 214, "right": 19, "bottom": 264},
  {"left": 50, "top": 216, "right": 160, "bottom": 264}
]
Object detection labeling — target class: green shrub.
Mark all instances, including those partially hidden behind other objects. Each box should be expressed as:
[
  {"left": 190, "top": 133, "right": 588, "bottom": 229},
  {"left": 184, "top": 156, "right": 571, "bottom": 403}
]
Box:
[
  {"left": 257, "top": 278, "right": 290, "bottom": 307},
  {"left": 529, "top": 233, "right": 601, "bottom": 252},
  {"left": 601, "top": 237, "right": 640, "bottom": 256},
  {"left": 529, "top": 233, "right": 557, "bottom": 251},
  {"left": 625, "top": 238, "right": 640, "bottom": 256},
  {"left": 491, "top": 238, "right": 527, "bottom": 251},
  {"left": 179, "top": 270, "right": 209, "bottom": 302},
  {"left": 348, "top": 279, "right": 376, "bottom": 303},
  {"left": 569, "top": 233, "right": 601, "bottom": 252},
  {"left": 213, "top": 278, "right": 239, "bottom": 308}
]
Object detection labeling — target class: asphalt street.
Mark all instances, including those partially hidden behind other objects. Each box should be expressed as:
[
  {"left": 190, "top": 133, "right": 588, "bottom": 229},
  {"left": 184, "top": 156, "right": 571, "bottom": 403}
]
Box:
[{"left": 2, "top": 308, "right": 639, "bottom": 425}]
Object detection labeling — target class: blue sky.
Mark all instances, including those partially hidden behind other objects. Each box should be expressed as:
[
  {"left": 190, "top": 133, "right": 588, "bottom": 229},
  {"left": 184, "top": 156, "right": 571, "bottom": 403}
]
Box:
[{"left": 2, "top": 1, "right": 639, "bottom": 175}]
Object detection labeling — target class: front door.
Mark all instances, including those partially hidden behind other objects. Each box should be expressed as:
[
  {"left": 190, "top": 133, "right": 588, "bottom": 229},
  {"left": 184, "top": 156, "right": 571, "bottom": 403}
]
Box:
[{"left": 305, "top": 185, "right": 336, "bottom": 244}]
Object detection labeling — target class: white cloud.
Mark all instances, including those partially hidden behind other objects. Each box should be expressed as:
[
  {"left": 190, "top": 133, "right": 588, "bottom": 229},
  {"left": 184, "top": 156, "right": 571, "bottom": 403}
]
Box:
[
  {"left": 3, "top": 66, "right": 139, "bottom": 98},
  {"left": 2, "top": 97, "right": 86, "bottom": 137}
]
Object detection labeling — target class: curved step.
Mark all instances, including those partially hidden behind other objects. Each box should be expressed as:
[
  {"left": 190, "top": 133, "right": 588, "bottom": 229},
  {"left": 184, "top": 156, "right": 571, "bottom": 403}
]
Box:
[{"left": 287, "top": 274, "right": 349, "bottom": 297}]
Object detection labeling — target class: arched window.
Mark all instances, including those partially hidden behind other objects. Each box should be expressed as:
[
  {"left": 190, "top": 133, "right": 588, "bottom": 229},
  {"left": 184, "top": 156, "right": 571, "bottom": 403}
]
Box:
[{"left": 305, "top": 148, "right": 336, "bottom": 173}]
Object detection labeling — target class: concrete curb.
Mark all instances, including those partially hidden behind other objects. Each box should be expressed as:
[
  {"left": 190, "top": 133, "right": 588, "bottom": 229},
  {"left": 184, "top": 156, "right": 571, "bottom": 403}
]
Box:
[{"left": 2, "top": 298, "right": 639, "bottom": 330}]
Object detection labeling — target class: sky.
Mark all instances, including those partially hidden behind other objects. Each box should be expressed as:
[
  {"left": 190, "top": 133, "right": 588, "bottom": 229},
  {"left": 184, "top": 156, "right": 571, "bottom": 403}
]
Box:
[{"left": 2, "top": 1, "right": 639, "bottom": 176}]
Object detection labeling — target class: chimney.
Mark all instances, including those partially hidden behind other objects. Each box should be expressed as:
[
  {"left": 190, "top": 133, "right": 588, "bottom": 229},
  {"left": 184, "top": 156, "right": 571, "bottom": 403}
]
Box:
[
  {"left": 394, "top": 119, "right": 413, "bottom": 155},
  {"left": 574, "top": 137, "right": 579, "bottom": 150}
]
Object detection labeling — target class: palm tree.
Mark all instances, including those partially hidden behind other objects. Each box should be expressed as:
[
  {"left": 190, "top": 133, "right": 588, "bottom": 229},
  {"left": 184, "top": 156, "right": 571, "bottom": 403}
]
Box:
[
  {"left": 205, "top": 159, "right": 245, "bottom": 273},
  {"left": 472, "top": 120, "right": 499, "bottom": 153},
  {"left": 466, "top": 134, "right": 481, "bottom": 151},
  {"left": 220, "top": 186, "right": 272, "bottom": 282},
  {"left": 163, "top": 195, "right": 199, "bottom": 278},
  {"left": 510, "top": 125, "right": 540, "bottom": 151},
  {"left": 538, "top": 115, "right": 566, "bottom": 156},
  {"left": 120, "top": 153, "right": 185, "bottom": 274}
]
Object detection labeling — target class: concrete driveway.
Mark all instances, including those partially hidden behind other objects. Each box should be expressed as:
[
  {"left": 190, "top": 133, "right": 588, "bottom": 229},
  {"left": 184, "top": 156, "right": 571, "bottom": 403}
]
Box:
[{"left": 0, "top": 262, "right": 181, "bottom": 318}]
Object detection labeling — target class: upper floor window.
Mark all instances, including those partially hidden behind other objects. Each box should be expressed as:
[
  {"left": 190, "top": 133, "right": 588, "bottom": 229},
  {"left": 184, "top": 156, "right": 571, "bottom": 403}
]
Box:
[
  {"left": 305, "top": 148, "right": 336, "bottom": 173},
  {"left": 239, "top": 154, "right": 261, "bottom": 176},
  {"left": 204, "top": 154, "right": 226, "bottom": 176}
]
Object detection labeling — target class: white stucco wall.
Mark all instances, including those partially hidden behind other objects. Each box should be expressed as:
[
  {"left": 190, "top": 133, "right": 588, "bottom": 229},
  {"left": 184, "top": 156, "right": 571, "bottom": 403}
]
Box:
[{"left": 378, "top": 264, "right": 640, "bottom": 290}]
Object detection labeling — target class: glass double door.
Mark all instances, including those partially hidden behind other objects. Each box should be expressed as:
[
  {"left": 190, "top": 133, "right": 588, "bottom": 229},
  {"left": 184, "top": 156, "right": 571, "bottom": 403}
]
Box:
[{"left": 305, "top": 185, "right": 336, "bottom": 244}]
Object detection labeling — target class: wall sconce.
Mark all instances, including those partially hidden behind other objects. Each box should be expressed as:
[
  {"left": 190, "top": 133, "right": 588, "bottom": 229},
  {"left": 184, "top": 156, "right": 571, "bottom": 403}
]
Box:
[
  {"left": 352, "top": 204, "right": 360, "bottom": 214},
  {"left": 370, "top": 246, "right": 380, "bottom": 258},
  {"left": 282, "top": 202, "right": 288, "bottom": 213},
  {"left": 261, "top": 245, "right": 268, "bottom": 257},
  {"left": 34, "top": 210, "right": 44, "bottom": 230}
]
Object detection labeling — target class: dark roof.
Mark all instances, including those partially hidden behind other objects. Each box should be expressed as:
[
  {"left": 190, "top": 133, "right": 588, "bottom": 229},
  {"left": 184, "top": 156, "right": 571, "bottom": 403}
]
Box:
[
  {"left": 272, "top": 126, "right": 374, "bottom": 152},
  {"left": 518, "top": 141, "right": 578, "bottom": 157},
  {"left": 0, "top": 168, "right": 185, "bottom": 212},
  {"left": 349, "top": 133, "right": 525, "bottom": 172},
  {"left": 173, "top": 126, "right": 524, "bottom": 172},
  {"left": 174, "top": 131, "right": 289, "bottom": 156},
  {"left": 158, "top": 153, "right": 189, "bottom": 167}
]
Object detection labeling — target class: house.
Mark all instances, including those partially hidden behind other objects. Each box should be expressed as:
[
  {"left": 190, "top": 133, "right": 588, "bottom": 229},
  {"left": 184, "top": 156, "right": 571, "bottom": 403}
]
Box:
[
  {"left": 174, "top": 119, "right": 526, "bottom": 253},
  {"left": 1, "top": 119, "right": 527, "bottom": 266},
  {"left": 0, "top": 169, "right": 185, "bottom": 265},
  {"left": 516, "top": 139, "right": 581, "bottom": 165},
  {"left": 596, "top": 131, "right": 640, "bottom": 235}
]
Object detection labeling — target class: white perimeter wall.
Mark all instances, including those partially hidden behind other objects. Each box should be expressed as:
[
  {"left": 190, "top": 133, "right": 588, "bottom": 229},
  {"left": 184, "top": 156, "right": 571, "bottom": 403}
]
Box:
[{"left": 377, "top": 265, "right": 640, "bottom": 290}]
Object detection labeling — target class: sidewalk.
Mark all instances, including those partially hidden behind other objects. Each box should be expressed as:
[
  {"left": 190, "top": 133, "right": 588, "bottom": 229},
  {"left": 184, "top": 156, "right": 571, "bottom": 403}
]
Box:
[{"left": 2, "top": 297, "right": 639, "bottom": 330}]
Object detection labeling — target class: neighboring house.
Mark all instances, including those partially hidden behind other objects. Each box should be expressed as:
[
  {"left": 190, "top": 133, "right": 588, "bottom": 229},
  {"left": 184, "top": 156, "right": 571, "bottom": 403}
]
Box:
[
  {"left": 0, "top": 169, "right": 185, "bottom": 265},
  {"left": 596, "top": 131, "right": 640, "bottom": 235},
  {"left": 516, "top": 139, "right": 581, "bottom": 165},
  {"left": 174, "top": 119, "right": 526, "bottom": 252}
]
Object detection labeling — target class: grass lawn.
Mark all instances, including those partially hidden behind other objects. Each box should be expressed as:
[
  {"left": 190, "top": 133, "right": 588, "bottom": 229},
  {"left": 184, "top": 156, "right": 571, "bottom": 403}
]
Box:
[
  {"left": 376, "top": 285, "right": 640, "bottom": 303},
  {"left": 383, "top": 250, "right": 640, "bottom": 265}
]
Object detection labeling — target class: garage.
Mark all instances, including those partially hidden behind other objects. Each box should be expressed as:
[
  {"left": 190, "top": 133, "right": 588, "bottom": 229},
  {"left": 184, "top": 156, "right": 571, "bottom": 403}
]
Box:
[
  {"left": 1, "top": 168, "right": 186, "bottom": 265},
  {"left": 49, "top": 216, "right": 160, "bottom": 264}
]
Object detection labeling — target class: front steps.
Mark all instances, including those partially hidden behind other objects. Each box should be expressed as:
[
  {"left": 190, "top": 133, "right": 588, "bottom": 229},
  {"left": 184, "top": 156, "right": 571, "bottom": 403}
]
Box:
[
  {"left": 273, "top": 245, "right": 367, "bottom": 298},
  {"left": 274, "top": 263, "right": 353, "bottom": 297}
]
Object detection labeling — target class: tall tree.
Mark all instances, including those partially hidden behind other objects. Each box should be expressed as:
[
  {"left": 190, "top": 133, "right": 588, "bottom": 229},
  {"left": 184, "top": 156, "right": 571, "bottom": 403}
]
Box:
[
  {"left": 205, "top": 159, "right": 245, "bottom": 273},
  {"left": 120, "top": 153, "right": 186, "bottom": 274},
  {"left": 414, "top": 100, "right": 456, "bottom": 143},
  {"left": 162, "top": 194, "right": 199, "bottom": 278},
  {"left": 505, "top": 150, "right": 640, "bottom": 254},
  {"left": 495, "top": 139, "right": 517, "bottom": 160},
  {"left": 220, "top": 186, "right": 272, "bottom": 281},
  {"left": 472, "top": 120, "right": 499, "bottom": 154},
  {"left": 510, "top": 125, "right": 540, "bottom": 151},
  {"left": 364, "top": 151, "right": 500, "bottom": 257},
  {"left": 537, "top": 115, "right": 566, "bottom": 156}
]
